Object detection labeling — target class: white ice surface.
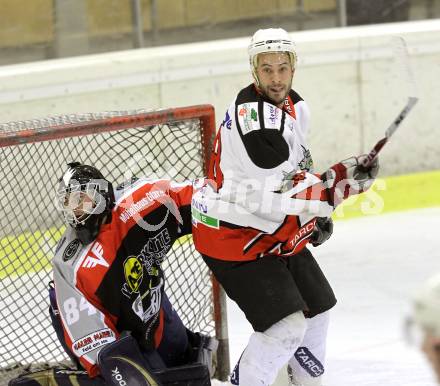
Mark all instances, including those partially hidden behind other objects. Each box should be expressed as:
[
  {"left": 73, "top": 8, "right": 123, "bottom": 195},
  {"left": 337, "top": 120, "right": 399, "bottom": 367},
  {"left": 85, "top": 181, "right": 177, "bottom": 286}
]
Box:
[
  {"left": 225, "top": 208, "right": 440, "bottom": 386},
  {"left": 2, "top": 208, "right": 439, "bottom": 386}
]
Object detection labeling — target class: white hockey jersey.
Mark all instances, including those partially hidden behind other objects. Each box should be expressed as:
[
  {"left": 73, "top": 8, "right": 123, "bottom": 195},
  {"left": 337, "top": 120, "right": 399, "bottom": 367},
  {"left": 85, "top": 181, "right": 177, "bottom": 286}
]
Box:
[{"left": 192, "top": 84, "right": 332, "bottom": 261}]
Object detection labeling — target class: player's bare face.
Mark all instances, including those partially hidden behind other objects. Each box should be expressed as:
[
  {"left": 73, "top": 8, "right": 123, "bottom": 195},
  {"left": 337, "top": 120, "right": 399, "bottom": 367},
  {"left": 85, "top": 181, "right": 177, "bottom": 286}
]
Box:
[{"left": 255, "top": 52, "right": 293, "bottom": 106}]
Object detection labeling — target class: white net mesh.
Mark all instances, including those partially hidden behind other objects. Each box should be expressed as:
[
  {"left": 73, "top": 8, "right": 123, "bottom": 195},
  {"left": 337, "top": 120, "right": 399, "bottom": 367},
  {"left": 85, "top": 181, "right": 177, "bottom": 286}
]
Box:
[{"left": 0, "top": 108, "right": 220, "bottom": 385}]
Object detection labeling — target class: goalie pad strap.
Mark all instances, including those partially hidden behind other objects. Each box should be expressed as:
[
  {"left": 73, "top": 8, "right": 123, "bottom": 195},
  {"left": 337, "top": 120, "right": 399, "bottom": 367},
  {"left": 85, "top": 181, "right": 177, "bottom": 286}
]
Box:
[
  {"left": 8, "top": 365, "right": 211, "bottom": 386},
  {"left": 186, "top": 330, "right": 219, "bottom": 377},
  {"left": 8, "top": 367, "right": 105, "bottom": 386}
]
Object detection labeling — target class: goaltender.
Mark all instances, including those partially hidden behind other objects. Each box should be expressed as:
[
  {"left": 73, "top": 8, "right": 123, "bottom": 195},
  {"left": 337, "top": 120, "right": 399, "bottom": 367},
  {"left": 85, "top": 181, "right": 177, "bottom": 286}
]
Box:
[{"left": 10, "top": 162, "right": 217, "bottom": 386}]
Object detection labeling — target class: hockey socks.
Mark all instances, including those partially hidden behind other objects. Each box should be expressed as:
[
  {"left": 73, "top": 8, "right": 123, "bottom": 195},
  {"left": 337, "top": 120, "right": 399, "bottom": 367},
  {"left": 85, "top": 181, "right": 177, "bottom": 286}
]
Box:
[{"left": 231, "top": 311, "right": 306, "bottom": 385}]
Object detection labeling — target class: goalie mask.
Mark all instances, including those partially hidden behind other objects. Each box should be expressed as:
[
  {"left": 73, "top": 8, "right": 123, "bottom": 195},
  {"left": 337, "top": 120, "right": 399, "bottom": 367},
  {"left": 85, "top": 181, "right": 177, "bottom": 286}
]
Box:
[{"left": 56, "top": 162, "right": 115, "bottom": 245}]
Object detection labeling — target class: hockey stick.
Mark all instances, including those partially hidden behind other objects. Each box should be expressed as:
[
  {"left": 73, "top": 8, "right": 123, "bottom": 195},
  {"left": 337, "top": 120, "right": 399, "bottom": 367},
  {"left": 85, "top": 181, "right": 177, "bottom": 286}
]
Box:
[{"left": 361, "top": 37, "right": 419, "bottom": 168}]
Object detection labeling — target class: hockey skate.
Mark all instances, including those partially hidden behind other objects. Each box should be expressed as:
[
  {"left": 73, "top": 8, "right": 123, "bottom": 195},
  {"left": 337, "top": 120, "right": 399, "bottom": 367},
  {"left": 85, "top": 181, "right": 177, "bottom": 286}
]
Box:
[
  {"left": 288, "top": 364, "right": 323, "bottom": 386},
  {"left": 210, "top": 379, "right": 232, "bottom": 385}
]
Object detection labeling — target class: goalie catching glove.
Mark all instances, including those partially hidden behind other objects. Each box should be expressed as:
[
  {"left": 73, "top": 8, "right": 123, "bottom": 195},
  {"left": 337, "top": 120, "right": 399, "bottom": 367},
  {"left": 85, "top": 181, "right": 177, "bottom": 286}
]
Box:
[{"left": 321, "top": 155, "right": 379, "bottom": 208}]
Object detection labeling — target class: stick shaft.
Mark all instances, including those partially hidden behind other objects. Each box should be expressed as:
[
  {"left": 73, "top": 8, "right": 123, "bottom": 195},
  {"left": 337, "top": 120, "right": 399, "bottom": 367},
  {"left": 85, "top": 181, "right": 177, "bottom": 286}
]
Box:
[
  {"left": 361, "top": 96, "right": 418, "bottom": 168},
  {"left": 361, "top": 32, "right": 419, "bottom": 169}
]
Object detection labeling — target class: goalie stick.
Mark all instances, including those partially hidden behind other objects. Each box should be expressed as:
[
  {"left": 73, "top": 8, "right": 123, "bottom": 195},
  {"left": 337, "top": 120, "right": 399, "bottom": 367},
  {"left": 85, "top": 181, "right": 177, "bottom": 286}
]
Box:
[{"left": 361, "top": 36, "right": 419, "bottom": 168}]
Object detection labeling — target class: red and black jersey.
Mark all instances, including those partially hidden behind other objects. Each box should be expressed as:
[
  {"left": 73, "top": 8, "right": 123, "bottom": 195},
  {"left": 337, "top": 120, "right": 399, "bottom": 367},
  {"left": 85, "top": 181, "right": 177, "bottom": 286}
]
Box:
[{"left": 52, "top": 178, "right": 192, "bottom": 377}]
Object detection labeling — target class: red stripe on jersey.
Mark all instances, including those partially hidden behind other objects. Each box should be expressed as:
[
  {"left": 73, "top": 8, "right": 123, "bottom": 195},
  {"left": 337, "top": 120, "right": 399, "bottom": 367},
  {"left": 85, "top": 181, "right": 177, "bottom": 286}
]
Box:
[
  {"left": 208, "top": 129, "right": 224, "bottom": 190},
  {"left": 80, "top": 354, "right": 100, "bottom": 378},
  {"left": 283, "top": 95, "right": 296, "bottom": 119},
  {"left": 193, "top": 224, "right": 261, "bottom": 261},
  {"left": 192, "top": 213, "right": 314, "bottom": 261}
]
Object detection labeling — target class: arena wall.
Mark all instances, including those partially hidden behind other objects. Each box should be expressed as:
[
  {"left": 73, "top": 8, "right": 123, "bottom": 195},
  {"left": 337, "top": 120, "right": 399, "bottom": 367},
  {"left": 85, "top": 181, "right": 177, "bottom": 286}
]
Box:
[{"left": 0, "top": 19, "right": 439, "bottom": 175}]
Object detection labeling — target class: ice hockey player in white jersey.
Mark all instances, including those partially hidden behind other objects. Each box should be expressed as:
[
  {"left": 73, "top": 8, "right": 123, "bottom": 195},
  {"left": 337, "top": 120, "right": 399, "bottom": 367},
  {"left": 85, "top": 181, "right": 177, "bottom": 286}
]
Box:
[{"left": 192, "top": 28, "right": 379, "bottom": 386}]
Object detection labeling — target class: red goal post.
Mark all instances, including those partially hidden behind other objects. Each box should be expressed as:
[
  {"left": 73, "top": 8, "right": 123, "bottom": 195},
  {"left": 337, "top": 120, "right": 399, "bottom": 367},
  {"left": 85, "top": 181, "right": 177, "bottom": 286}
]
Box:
[{"left": 0, "top": 105, "right": 230, "bottom": 383}]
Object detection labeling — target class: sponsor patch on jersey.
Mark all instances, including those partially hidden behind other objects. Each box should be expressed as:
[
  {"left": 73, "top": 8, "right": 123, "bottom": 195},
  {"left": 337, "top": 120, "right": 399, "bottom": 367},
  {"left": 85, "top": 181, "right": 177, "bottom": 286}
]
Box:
[
  {"left": 191, "top": 207, "right": 219, "bottom": 229},
  {"left": 72, "top": 328, "right": 116, "bottom": 357},
  {"left": 123, "top": 256, "right": 143, "bottom": 293},
  {"left": 132, "top": 278, "right": 163, "bottom": 322},
  {"left": 281, "top": 220, "right": 315, "bottom": 255},
  {"left": 294, "top": 346, "right": 324, "bottom": 377},
  {"left": 141, "top": 228, "right": 171, "bottom": 265},
  {"left": 63, "top": 239, "right": 81, "bottom": 262},
  {"left": 81, "top": 242, "right": 109, "bottom": 269},
  {"left": 263, "top": 102, "right": 282, "bottom": 130},
  {"left": 119, "top": 190, "right": 166, "bottom": 223},
  {"left": 191, "top": 197, "right": 207, "bottom": 214},
  {"left": 237, "top": 103, "right": 259, "bottom": 135},
  {"left": 221, "top": 109, "right": 232, "bottom": 130}
]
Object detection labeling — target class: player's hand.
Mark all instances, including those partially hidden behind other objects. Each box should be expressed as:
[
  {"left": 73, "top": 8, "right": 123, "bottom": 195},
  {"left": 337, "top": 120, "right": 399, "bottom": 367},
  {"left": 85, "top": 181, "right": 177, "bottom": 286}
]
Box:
[
  {"left": 321, "top": 155, "right": 379, "bottom": 207},
  {"left": 310, "top": 217, "right": 333, "bottom": 247}
]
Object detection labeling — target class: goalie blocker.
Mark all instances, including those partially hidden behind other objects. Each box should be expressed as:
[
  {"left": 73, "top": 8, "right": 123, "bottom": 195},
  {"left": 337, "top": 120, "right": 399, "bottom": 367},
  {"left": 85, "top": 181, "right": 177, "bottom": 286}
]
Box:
[{"left": 9, "top": 335, "right": 216, "bottom": 386}]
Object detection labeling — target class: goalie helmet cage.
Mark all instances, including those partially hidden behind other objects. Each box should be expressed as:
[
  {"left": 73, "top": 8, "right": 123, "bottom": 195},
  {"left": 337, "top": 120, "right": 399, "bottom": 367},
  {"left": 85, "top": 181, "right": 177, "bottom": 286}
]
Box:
[{"left": 0, "top": 104, "right": 230, "bottom": 385}]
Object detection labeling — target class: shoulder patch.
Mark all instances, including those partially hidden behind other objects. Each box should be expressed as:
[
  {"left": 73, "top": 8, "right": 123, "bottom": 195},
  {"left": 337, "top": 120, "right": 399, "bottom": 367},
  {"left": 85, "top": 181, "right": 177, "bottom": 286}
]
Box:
[
  {"left": 62, "top": 239, "right": 81, "bottom": 262},
  {"left": 263, "top": 102, "right": 282, "bottom": 130},
  {"left": 221, "top": 109, "right": 232, "bottom": 130},
  {"left": 237, "top": 103, "right": 260, "bottom": 135}
]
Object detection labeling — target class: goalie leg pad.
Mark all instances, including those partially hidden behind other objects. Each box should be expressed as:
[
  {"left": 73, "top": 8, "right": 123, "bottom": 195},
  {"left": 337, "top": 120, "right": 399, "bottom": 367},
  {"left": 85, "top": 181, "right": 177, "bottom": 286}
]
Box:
[
  {"left": 8, "top": 367, "right": 105, "bottom": 386},
  {"left": 98, "top": 335, "right": 162, "bottom": 386},
  {"left": 155, "top": 364, "right": 211, "bottom": 386},
  {"left": 186, "top": 330, "right": 219, "bottom": 377}
]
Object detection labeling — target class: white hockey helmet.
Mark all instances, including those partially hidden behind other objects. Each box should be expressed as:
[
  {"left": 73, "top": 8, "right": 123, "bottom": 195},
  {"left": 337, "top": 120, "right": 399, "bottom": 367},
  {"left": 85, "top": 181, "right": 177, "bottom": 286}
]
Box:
[
  {"left": 248, "top": 28, "right": 297, "bottom": 78},
  {"left": 412, "top": 274, "right": 440, "bottom": 337}
]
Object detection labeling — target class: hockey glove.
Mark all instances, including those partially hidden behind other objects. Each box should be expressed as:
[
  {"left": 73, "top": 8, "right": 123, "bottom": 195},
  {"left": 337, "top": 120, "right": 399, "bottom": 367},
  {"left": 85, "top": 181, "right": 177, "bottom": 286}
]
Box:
[
  {"left": 321, "top": 155, "right": 379, "bottom": 208},
  {"left": 310, "top": 217, "right": 333, "bottom": 247}
]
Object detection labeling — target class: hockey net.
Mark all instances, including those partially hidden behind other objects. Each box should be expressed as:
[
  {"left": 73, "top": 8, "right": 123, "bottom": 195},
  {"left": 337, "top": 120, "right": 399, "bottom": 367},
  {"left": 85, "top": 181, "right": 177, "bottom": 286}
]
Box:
[{"left": 0, "top": 105, "right": 229, "bottom": 385}]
